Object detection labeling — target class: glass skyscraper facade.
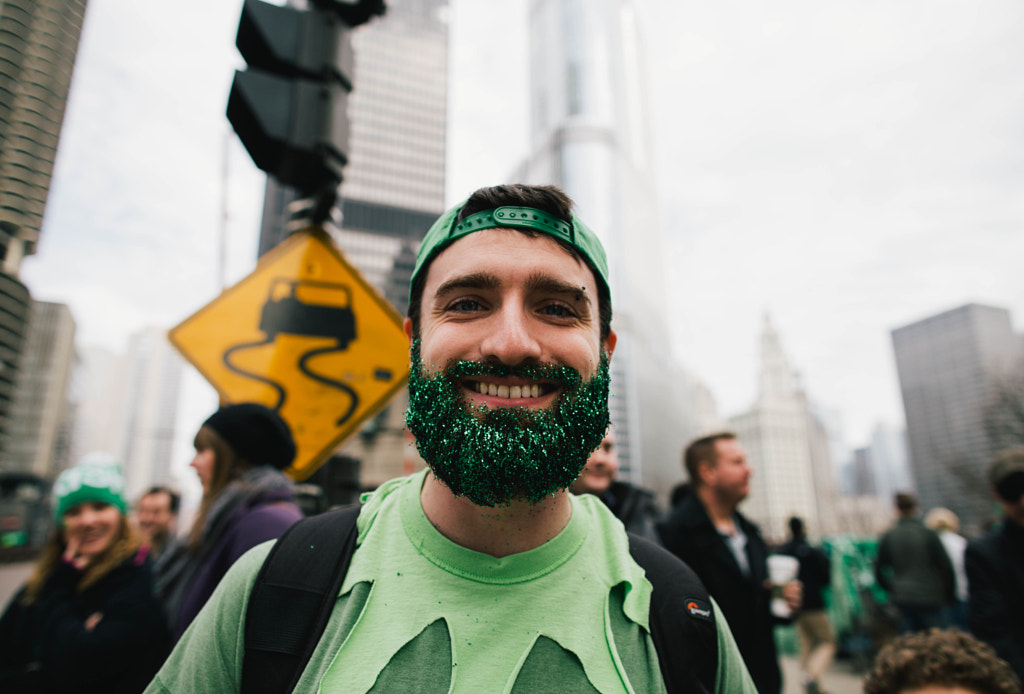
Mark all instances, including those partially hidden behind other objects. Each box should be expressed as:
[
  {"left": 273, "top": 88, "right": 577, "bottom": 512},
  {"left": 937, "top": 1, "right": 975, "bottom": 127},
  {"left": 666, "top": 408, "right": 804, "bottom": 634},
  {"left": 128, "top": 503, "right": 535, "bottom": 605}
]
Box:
[
  {"left": 515, "top": 0, "right": 700, "bottom": 497},
  {"left": 892, "top": 303, "right": 1024, "bottom": 533}
]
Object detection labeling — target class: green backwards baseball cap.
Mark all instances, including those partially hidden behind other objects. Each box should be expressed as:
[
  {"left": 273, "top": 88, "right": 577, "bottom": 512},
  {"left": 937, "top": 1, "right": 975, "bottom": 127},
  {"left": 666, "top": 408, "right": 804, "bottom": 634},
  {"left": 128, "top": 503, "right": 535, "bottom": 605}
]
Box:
[{"left": 410, "top": 201, "right": 611, "bottom": 307}]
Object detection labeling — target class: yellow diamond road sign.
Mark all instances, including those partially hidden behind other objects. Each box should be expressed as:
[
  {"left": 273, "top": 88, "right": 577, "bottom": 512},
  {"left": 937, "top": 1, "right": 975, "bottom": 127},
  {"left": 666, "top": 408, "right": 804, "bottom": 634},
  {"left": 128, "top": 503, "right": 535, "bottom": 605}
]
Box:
[{"left": 169, "top": 227, "right": 410, "bottom": 480}]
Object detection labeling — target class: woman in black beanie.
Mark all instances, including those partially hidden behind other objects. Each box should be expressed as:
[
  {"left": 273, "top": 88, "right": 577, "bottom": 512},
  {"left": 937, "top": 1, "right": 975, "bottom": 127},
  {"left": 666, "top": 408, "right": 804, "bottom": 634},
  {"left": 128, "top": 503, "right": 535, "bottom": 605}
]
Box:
[{"left": 155, "top": 403, "right": 303, "bottom": 641}]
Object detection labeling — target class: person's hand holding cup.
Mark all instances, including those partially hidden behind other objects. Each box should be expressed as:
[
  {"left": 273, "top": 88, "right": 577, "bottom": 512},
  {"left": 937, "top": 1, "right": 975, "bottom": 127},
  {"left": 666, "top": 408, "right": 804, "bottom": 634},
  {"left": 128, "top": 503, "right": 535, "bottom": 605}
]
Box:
[{"left": 765, "top": 554, "right": 801, "bottom": 618}]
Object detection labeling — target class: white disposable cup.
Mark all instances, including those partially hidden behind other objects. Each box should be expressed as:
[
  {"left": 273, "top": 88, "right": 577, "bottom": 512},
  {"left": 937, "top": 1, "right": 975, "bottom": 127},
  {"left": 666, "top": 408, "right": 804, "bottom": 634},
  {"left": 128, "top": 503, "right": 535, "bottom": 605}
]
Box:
[{"left": 766, "top": 554, "right": 799, "bottom": 618}]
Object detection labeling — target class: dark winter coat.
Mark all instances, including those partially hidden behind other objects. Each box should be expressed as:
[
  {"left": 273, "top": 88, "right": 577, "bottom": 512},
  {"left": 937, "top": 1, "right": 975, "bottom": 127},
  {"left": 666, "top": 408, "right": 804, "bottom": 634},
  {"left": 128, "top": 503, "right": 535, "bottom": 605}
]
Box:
[
  {"left": 965, "top": 519, "right": 1024, "bottom": 682},
  {"left": 874, "top": 517, "right": 955, "bottom": 608},
  {"left": 0, "top": 554, "right": 170, "bottom": 693},
  {"left": 657, "top": 493, "right": 781, "bottom": 694},
  {"left": 600, "top": 480, "right": 662, "bottom": 545},
  {"left": 172, "top": 489, "right": 302, "bottom": 639}
]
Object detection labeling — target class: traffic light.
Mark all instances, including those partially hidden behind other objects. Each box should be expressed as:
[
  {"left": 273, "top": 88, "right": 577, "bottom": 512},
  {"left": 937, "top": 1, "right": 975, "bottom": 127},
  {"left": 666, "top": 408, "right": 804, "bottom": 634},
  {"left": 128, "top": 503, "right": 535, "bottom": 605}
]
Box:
[{"left": 227, "top": 0, "right": 385, "bottom": 195}]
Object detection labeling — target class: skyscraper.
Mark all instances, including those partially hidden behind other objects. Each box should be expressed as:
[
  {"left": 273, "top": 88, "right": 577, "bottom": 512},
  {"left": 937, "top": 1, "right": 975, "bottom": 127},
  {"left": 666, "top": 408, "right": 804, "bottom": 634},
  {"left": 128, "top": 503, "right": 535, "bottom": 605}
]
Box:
[
  {"left": 256, "top": 0, "right": 449, "bottom": 488},
  {"left": 2, "top": 301, "right": 76, "bottom": 477},
  {"left": 729, "top": 317, "right": 835, "bottom": 538},
  {"left": 892, "top": 303, "right": 1023, "bottom": 533},
  {"left": 867, "top": 422, "right": 912, "bottom": 502},
  {"left": 72, "top": 327, "right": 184, "bottom": 501},
  {"left": 515, "top": 0, "right": 701, "bottom": 496},
  {"left": 0, "top": 0, "right": 89, "bottom": 456}
]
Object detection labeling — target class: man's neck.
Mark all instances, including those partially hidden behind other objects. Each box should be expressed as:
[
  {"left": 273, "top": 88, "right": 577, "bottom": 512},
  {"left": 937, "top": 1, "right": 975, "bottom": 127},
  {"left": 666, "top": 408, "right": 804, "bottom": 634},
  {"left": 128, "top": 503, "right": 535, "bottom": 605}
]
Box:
[
  {"left": 696, "top": 484, "right": 739, "bottom": 533},
  {"left": 420, "top": 471, "right": 573, "bottom": 558}
]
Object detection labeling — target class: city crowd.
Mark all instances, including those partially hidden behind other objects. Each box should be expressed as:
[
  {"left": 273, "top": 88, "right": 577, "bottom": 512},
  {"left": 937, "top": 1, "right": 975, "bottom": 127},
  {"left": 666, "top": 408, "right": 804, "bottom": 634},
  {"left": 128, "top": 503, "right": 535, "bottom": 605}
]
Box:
[
  {"left": 0, "top": 184, "right": 1019, "bottom": 693},
  {"left": 0, "top": 401, "right": 304, "bottom": 691}
]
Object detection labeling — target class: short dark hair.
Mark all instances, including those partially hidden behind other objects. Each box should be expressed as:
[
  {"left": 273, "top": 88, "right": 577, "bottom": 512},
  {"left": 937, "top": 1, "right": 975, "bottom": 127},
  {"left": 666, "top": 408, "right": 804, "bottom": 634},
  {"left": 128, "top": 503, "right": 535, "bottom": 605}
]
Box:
[
  {"left": 864, "top": 628, "right": 1022, "bottom": 694},
  {"left": 895, "top": 492, "right": 918, "bottom": 514},
  {"left": 989, "top": 447, "right": 1024, "bottom": 503},
  {"left": 683, "top": 431, "right": 737, "bottom": 487},
  {"left": 788, "top": 516, "right": 805, "bottom": 539},
  {"left": 141, "top": 486, "right": 180, "bottom": 514},
  {"left": 407, "top": 184, "right": 612, "bottom": 341}
]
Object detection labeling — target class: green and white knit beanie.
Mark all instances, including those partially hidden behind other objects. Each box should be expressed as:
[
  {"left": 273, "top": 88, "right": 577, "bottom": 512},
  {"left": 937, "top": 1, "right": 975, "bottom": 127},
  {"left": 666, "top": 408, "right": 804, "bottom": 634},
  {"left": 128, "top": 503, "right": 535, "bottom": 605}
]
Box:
[{"left": 53, "top": 453, "right": 128, "bottom": 520}]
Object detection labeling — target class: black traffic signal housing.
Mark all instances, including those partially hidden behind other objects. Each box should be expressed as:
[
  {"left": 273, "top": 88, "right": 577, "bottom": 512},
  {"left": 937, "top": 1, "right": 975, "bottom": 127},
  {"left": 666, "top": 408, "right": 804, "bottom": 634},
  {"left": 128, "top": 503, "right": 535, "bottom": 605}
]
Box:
[{"left": 227, "top": 0, "right": 385, "bottom": 195}]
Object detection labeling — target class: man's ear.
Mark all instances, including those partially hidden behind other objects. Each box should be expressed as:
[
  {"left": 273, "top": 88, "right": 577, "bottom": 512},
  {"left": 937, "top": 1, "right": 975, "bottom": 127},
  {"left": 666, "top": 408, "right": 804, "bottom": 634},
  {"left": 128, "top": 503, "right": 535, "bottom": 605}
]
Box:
[
  {"left": 603, "top": 329, "right": 618, "bottom": 357},
  {"left": 697, "top": 459, "right": 716, "bottom": 486},
  {"left": 403, "top": 317, "right": 414, "bottom": 345}
]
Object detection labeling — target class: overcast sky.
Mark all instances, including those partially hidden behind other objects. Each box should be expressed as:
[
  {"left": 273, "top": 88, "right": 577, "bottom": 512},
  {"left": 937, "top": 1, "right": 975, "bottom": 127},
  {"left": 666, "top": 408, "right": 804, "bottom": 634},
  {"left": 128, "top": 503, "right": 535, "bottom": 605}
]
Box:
[{"left": 21, "top": 0, "right": 1024, "bottom": 479}]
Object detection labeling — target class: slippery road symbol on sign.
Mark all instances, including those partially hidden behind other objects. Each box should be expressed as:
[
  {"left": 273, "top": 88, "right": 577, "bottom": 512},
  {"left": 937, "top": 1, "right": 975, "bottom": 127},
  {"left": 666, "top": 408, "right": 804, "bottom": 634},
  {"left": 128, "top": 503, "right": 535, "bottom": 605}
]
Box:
[
  {"left": 169, "top": 227, "right": 410, "bottom": 480},
  {"left": 223, "top": 279, "right": 362, "bottom": 425}
]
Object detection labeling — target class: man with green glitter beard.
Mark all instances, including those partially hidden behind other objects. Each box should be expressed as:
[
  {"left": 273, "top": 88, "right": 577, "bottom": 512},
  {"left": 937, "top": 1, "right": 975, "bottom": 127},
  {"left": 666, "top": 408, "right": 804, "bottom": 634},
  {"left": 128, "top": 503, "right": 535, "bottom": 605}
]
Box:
[{"left": 145, "top": 184, "right": 757, "bottom": 693}]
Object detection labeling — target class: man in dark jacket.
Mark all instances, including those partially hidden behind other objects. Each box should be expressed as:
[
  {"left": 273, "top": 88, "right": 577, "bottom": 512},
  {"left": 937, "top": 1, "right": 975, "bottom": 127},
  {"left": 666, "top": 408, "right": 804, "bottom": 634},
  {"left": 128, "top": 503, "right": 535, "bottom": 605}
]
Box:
[
  {"left": 966, "top": 447, "right": 1024, "bottom": 683},
  {"left": 778, "top": 516, "right": 834, "bottom": 694},
  {"left": 658, "top": 432, "right": 801, "bottom": 694},
  {"left": 874, "top": 492, "right": 955, "bottom": 633},
  {"left": 570, "top": 429, "right": 662, "bottom": 543}
]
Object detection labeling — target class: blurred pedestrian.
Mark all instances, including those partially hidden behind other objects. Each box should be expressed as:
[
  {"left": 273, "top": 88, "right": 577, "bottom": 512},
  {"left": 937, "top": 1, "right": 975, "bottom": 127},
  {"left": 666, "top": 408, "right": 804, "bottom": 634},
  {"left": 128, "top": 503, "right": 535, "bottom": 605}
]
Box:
[
  {"left": 569, "top": 428, "right": 662, "bottom": 543},
  {"left": 0, "top": 455, "right": 170, "bottom": 692},
  {"left": 874, "top": 492, "right": 955, "bottom": 633},
  {"left": 658, "top": 432, "right": 802, "bottom": 694},
  {"left": 924, "top": 506, "right": 968, "bottom": 630},
  {"left": 155, "top": 403, "right": 303, "bottom": 640},
  {"left": 966, "top": 447, "right": 1024, "bottom": 683},
  {"left": 863, "top": 628, "right": 1022, "bottom": 694},
  {"left": 134, "top": 486, "right": 181, "bottom": 561},
  {"left": 778, "top": 516, "right": 835, "bottom": 694}
]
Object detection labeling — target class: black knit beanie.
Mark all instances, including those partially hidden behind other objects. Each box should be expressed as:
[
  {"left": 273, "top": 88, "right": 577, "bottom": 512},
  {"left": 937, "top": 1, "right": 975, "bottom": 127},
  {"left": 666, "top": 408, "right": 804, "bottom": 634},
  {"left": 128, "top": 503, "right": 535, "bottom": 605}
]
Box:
[{"left": 202, "top": 403, "right": 296, "bottom": 470}]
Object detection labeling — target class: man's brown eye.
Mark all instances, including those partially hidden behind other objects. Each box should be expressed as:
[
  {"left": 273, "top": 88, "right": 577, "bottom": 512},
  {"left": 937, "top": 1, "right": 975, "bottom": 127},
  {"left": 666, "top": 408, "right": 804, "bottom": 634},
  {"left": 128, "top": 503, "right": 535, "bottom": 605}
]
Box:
[
  {"left": 449, "top": 299, "right": 482, "bottom": 312},
  {"left": 541, "top": 304, "right": 573, "bottom": 317}
]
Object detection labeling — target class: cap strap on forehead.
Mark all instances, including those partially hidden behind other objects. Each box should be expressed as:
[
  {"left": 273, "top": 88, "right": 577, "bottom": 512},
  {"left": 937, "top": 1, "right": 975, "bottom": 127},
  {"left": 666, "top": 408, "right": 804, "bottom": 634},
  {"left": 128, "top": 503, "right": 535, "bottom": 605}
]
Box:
[
  {"left": 451, "top": 207, "right": 574, "bottom": 244},
  {"left": 411, "top": 199, "right": 610, "bottom": 308}
]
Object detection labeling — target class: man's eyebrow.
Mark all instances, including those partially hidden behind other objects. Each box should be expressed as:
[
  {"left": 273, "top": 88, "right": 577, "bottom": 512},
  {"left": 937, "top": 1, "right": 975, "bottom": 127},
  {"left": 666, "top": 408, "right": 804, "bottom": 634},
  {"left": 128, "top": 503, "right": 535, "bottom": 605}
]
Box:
[
  {"left": 433, "top": 272, "right": 500, "bottom": 298},
  {"left": 525, "top": 274, "right": 592, "bottom": 306},
  {"left": 432, "top": 272, "right": 592, "bottom": 306}
]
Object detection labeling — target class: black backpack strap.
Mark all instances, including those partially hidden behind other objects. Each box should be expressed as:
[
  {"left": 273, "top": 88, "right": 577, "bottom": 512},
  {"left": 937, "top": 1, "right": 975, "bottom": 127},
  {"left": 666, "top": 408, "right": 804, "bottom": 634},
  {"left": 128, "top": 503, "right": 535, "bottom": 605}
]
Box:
[
  {"left": 241, "top": 504, "right": 362, "bottom": 694},
  {"left": 627, "top": 532, "right": 718, "bottom": 694}
]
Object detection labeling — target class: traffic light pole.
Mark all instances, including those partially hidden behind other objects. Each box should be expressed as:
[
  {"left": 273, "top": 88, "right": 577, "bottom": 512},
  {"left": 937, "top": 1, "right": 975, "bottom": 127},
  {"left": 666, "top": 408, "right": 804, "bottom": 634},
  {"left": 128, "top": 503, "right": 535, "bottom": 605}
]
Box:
[{"left": 287, "top": 184, "right": 341, "bottom": 235}]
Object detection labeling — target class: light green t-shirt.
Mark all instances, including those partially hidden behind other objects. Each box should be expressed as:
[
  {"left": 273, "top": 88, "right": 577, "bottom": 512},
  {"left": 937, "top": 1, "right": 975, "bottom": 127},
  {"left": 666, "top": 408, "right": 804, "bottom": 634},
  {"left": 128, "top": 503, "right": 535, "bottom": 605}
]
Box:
[{"left": 146, "top": 471, "right": 756, "bottom": 693}]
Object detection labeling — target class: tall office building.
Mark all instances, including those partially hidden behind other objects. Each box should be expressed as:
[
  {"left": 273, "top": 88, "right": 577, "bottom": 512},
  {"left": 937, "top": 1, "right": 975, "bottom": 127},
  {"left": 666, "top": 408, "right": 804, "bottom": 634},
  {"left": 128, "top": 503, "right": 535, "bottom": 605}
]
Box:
[
  {"left": 257, "top": 0, "right": 449, "bottom": 488},
  {"left": 729, "top": 318, "right": 837, "bottom": 539},
  {"left": 0, "top": 0, "right": 89, "bottom": 455},
  {"left": 892, "top": 303, "right": 1023, "bottom": 533},
  {"left": 867, "top": 422, "right": 912, "bottom": 502},
  {"left": 2, "top": 301, "right": 76, "bottom": 477},
  {"left": 515, "top": 0, "right": 701, "bottom": 498},
  {"left": 70, "top": 346, "right": 129, "bottom": 464},
  {"left": 72, "top": 328, "right": 185, "bottom": 501}
]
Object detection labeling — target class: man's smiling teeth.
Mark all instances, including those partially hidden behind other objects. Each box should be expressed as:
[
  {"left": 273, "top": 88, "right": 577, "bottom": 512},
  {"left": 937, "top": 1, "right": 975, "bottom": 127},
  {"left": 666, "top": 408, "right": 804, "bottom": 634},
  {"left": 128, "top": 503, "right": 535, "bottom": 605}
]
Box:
[{"left": 475, "top": 382, "right": 542, "bottom": 398}]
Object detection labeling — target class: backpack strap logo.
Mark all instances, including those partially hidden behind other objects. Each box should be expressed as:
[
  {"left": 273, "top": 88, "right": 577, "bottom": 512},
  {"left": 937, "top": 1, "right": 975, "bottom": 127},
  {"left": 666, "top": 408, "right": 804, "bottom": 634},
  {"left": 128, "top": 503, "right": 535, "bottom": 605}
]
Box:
[{"left": 684, "top": 598, "right": 713, "bottom": 622}]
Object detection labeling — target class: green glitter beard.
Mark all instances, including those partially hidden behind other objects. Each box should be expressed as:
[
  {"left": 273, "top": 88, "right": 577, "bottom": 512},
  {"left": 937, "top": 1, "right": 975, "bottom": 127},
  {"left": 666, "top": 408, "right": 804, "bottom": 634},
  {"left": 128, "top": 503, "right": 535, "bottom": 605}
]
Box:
[{"left": 405, "top": 340, "right": 611, "bottom": 507}]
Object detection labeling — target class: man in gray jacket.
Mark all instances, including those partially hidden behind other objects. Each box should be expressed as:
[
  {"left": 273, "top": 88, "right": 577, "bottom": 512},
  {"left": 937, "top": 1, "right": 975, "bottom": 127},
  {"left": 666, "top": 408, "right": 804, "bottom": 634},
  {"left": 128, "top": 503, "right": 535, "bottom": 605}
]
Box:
[{"left": 874, "top": 492, "right": 955, "bottom": 633}]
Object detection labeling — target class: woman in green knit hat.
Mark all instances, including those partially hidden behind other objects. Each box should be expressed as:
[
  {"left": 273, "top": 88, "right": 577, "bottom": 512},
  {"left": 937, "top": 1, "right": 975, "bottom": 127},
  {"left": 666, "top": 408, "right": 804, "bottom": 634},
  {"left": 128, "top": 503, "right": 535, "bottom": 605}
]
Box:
[{"left": 0, "top": 454, "right": 170, "bottom": 693}]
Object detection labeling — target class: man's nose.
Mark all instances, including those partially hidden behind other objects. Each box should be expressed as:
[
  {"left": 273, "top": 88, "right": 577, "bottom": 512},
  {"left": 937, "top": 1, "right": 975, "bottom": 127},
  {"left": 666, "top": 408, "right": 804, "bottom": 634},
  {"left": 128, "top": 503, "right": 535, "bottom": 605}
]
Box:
[{"left": 479, "top": 305, "right": 542, "bottom": 366}]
